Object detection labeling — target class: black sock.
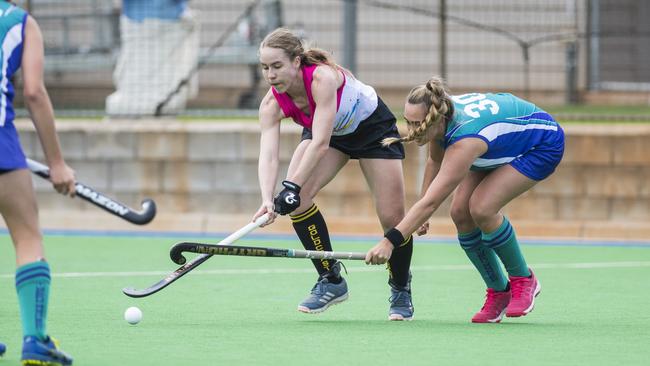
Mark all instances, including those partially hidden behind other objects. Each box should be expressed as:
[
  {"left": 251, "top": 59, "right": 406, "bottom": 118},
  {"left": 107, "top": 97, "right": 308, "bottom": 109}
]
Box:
[
  {"left": 388, "top": 235, "right": 413, "bottom": 289},
  {"left": 291, "top": 204, "right": 335, "bottom": 277}
]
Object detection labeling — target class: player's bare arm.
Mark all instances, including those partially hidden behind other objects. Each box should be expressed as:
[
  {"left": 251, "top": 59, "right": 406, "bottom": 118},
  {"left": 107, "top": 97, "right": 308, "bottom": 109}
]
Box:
[
  {"left": 22, "top": 16, "right": 75, "bottom": 196},
  {"left": 255, "top": 89, "right": 284, "bottom": 224},
  {"left": 285, "top": 66, "right": 338, "bottom": 186},
  {"left": 366, "top": 138, "right": 486, "bottom": 265},
  {"left": 416, "top": 140, "right": 445, "bottom": 235},
  {"left": 400, "top": 138, "right": 485, "bottom": 234}
]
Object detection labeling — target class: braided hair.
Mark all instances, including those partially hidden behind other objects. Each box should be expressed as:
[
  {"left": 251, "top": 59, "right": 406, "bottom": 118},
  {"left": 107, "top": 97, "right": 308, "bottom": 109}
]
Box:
[{"left": 382, "top": 76, "right": 455, "bottom": 146}]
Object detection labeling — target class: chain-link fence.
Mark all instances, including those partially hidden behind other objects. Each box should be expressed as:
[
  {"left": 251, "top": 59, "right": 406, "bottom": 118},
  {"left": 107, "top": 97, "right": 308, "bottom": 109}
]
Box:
[{"left": 11, "top": 0, "right": 650, "bottom": 116}]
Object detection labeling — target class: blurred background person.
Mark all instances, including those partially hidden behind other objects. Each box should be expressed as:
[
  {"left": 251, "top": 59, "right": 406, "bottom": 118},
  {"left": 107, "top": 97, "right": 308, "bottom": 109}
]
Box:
[{"left": 106, "top": 0, "right": 199, "bottom": 116}]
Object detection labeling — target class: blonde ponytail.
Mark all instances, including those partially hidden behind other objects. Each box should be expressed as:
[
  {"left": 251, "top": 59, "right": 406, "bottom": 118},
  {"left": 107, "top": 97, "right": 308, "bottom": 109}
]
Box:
[{"left": 382, "top": 76, "right": 454, "bottom": 146}]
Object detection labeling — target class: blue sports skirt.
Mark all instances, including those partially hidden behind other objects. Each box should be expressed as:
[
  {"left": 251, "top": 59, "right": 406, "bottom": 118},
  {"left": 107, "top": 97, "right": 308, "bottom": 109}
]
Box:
[{"left": 0, "top": 122, "right": 27, "bottom": 170}]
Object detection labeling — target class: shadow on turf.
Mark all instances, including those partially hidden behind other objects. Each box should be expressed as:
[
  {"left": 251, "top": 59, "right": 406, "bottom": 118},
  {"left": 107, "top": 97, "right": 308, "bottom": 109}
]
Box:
[
  {"left": 294, "top": 318, "right": 557, "bottom": 327},
  {"left": 156, "top": 317, "right": 554, "bottom": 329}
]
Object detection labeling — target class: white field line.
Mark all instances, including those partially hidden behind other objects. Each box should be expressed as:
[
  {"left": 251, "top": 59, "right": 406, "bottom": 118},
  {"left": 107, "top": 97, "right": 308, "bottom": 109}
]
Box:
[{"left": 1, "top": 261, "right": 650, "bottom": 279}]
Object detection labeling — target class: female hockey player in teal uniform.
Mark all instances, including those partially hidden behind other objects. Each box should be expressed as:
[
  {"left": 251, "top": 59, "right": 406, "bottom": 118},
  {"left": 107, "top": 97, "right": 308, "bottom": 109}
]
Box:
[
  {"left": 366, "top": 77, "right": 564, "bottom": 323},
  {"left": 0, "top": 1, "right": 75, "bottom": 364}
]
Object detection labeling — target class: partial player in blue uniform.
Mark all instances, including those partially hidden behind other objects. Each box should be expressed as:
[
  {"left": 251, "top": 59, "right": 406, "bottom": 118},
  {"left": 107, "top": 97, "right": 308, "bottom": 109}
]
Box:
[
  {"left": 366, "top": 76, "right": 564, "bottom": 323},
  {"left": 0, "top": 1, "right": 75, "bottom": 364}
]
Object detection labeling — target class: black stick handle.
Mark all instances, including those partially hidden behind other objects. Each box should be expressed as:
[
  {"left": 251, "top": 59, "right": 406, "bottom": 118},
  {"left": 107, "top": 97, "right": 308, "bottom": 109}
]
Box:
[{"left": 26, "top": 158, "right": 156, "bottom": 225}]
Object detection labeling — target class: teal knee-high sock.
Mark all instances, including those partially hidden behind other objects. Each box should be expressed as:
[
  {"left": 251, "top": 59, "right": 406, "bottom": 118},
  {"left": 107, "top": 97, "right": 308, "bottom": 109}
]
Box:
[
  {"left": 482, "top": 217, "right": 531, "bottom": 277},
  {"left": 16, "top": 261, "right": 51, "bottom": 340},
  {"left": 459, "top": 228, "right": 508, "bottom": 291}
]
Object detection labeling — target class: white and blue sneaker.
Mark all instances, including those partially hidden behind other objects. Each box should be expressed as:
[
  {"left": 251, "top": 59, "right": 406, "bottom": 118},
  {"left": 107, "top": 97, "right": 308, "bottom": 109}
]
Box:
[
  {"left": 298, "top": 262, "right": 349, "bottom": 314},
  {"left": 0, "top": 341, "right": 5, "bottom": 357},
  {"left": 388, "top": 275, "right": 414, "bottom": 321}
]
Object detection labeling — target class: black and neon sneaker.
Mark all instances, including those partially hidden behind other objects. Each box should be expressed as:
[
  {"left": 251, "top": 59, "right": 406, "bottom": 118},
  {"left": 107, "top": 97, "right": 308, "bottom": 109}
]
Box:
[
  {"left": 298, "top": 262, "right": 349, "bottom": 313},
  {"left": 388, "top": 275, "right": 414, "bottom": 321},
  {"left": 21, "top": 336, "right": 73, "bottom": 366}
]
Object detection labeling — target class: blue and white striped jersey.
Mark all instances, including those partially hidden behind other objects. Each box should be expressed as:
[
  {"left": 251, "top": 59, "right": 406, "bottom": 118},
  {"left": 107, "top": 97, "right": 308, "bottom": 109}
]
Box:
[
  {"left": 0, "top": 1, "right": 27, "bottom": 169},
  {"left": 445, "top": 92, "right": 560, "bottom": 171}
]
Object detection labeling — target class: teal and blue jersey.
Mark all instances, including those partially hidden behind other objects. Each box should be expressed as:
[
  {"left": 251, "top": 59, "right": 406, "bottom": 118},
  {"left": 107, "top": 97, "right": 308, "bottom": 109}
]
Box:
[
  {"left": 0, "top": 2, "right": 28, "bottom": 170},
  {"left": 444, "top": 92, "right": 564, "bottom": 179}
]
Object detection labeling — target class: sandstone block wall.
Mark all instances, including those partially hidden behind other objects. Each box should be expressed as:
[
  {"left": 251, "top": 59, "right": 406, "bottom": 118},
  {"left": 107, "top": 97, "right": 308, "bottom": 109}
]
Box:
[{"left": 10, "top": 120, "right": 650, "bottom": 239}]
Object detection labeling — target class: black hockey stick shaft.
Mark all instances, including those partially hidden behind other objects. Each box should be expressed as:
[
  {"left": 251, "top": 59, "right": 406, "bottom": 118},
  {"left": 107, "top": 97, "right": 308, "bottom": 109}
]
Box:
[
  {"left": 170, "top": 242, "right": 367, "bottom": 265},
  {"left": 122, "top": 213, "right": 270, "bottom": 298},
  {"left": 27, "top": 158, "right": 156, "bottom": 225}
]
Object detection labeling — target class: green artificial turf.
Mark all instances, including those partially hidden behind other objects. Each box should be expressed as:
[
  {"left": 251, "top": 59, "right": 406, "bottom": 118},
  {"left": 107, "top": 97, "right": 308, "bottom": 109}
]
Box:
[{"left": 1, "top": 234, "right": 649, "bottom": 366}]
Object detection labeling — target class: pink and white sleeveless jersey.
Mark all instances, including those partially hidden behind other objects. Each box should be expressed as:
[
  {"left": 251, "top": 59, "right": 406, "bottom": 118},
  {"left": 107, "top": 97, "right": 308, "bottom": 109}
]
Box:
[{"left": 271, "top": 64, "right": 378, "bottom": 136}]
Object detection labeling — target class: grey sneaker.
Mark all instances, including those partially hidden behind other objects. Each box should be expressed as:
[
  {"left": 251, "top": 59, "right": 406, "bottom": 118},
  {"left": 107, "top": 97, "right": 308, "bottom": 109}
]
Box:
[
  {"left": 298, "top": 262, "right": 349, "bottom": 313},
  {"left": 388, "top": 274, "right": 414, "bottom": 321}
]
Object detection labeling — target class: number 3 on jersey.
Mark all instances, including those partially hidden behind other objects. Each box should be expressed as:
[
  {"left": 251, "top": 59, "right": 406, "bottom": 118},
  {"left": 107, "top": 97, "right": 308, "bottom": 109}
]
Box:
[{"left": 452, "top": 93, "right": 499, "bottom": 119}]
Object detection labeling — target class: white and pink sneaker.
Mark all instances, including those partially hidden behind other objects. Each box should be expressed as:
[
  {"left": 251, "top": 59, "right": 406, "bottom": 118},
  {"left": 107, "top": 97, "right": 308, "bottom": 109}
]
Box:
[
  {"left": 506, "top": 268, "right": 541, "bottom": 317},
  {"left": 471, "top": 288, "right": 511, "bottom": 323}
]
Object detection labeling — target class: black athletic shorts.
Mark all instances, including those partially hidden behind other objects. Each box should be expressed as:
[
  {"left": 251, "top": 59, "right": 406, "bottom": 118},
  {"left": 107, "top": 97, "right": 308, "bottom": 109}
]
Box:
[{"left": 301, "top": 97, "right": 405, "bottom": 159}]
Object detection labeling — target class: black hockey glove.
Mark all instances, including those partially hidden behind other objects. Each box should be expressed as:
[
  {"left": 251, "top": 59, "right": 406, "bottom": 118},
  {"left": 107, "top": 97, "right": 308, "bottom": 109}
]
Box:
[{"left": 273, "top": 180, "right": 301, "bottom": 215}]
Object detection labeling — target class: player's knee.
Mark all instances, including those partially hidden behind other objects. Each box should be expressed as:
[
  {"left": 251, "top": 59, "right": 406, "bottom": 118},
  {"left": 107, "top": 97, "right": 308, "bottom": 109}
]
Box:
[
  {"left": 299, "top": 185, "right": 319, "bottom": 203},
  {"left": 293, "top": 194, "right": 316, "bottom": 214},
  {"left": 468, "top": 200, "right": 497, "bottom": 226},
  {"left": 377, "top": 208, "right": 404, "bottom": 230},
  {"left": 450, "top": 204, "right": 472, "bottom": 227}
]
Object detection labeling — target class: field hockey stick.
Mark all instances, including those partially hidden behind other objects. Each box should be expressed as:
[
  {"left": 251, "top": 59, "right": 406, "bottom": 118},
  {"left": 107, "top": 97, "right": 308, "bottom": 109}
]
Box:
[
  {"left": 27, "top": 158, "right": 156, "bottom": 225},
  {"left": 170, "top": 242, "right": 367, "bottom": 265},
  {"left": 122, "top": 213, "right": 270, "bottom": 298}
]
